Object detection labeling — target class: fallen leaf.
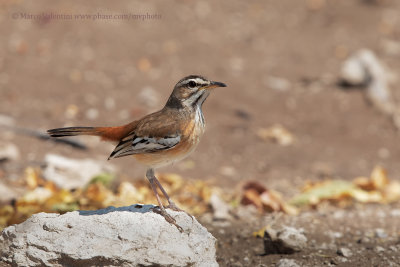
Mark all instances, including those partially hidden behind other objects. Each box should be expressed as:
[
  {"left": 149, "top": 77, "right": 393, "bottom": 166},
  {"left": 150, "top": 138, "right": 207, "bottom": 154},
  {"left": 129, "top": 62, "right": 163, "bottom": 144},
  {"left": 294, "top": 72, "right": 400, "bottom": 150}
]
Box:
[
  {"left": 291, "top": 166, "right": 400, "bottom": 207},
  {"left": 253, "top": 226, "right": 266, "bottom": 238},
  {"left": 87, "top": 173, "right": 115, "bottom": 188},
  {"left": 384, "top": 181, "right": 400, "bottom": 202},
  {"left": 84, "top": 182, "right": 114, "bottom": 207},
  {"left": 370, "top": 166, "right": 389, "bottom": 190},
  {"left": 25, "top": 167, "right": 44, "bottom": 189},
  {"left": 240, "top": 181, "right": 298, "bottom": 214},
  {"left": 290, "top": 180, "right": 356, "bottom": 207}
]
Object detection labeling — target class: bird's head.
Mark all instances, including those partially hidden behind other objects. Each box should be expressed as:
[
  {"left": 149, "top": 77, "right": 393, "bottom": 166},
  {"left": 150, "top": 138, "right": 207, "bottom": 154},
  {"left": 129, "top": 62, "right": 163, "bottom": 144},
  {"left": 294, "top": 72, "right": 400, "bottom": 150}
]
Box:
[{"left": 165, "top": 75, "right": 227, "bottom": 109}]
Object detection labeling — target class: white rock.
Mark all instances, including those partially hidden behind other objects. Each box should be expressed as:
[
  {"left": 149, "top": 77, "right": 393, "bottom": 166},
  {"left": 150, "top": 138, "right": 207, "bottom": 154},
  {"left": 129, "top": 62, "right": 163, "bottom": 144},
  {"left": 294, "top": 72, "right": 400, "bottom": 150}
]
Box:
[
  {"left": 276, "top": 259, "right": 300, "bottom": 267},
  {"left": 337, "top": 247, "right": 353, "bottom": 257},
  {"left": 340, "top": 49, "right": 394, "bottom": 114},
  {"left": 0, "top": 142, "right": 19, "bottom": 161},
  {"left": 276, "top": 227, "right": 307, "bottom": 252},
  {"left": 264, "top": 226, "right": 307, "bottom": 254},
  {"left": 340, "top": 56, "right": 367, "bottom": 86},
  {"left": 340, "top": 49, "right": 400, "bottom": 130},
  {"left": 43, "top": 153, "right": 115, "bottom": 189},
  {"left": 375, "top": 228, "right": 388, "bottom": 238},
  {"left": 0, "top": 204, "right": 217, "bottom": 267},
  {"left": 210, "top": 193, "right": 232, "bottom": 221}
]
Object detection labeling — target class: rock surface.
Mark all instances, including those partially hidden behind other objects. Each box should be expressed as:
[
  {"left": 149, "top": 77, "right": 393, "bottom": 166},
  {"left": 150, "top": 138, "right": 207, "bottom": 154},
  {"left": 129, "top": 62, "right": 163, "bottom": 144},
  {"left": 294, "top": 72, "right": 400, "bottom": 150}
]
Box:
[
  {"left": 339, "top": 49, "right": 400, "bottom": 129},
  {"left": 0, "top": 204, "right": 217, "bottom": 267},
  {"left": 263, "top": 226, "right": 307, "bottom": 254},
  {"left": 337, "top": 247, "right": 353, "bottom": 258}
]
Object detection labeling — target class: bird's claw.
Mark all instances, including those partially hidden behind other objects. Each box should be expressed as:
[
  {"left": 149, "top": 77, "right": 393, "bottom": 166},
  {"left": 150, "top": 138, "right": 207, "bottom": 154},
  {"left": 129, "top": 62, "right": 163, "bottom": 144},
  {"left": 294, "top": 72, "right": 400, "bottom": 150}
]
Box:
[
  {"left": 166, "top": 202, "right": 194, "bottom": 221},
  {"left": 166, "top": 202, "right": 183, "bottom": 212},
  {"left": 152, "top": 206, "right": 183, "bottom": 232}
]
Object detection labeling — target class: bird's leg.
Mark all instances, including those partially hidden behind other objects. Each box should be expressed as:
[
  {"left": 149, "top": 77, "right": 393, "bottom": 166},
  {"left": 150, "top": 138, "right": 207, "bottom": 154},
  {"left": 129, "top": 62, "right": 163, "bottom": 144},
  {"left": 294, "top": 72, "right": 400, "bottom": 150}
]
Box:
[
  {"left": 146, "top": 168, "right": 183, "bottom": 232},
  {"left": 151, "top": 175, "right": 181, "bottom": 211},
  {"left": 151, "top": 171, "right": 193, "bottom": 220}
]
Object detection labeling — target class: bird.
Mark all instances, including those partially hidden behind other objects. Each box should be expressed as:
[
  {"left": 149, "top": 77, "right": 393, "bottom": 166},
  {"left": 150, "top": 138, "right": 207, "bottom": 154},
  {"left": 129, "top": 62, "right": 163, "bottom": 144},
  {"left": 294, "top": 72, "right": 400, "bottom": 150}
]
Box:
[{"left": 47, "top": 75, "right": 227, "bottom": 231}]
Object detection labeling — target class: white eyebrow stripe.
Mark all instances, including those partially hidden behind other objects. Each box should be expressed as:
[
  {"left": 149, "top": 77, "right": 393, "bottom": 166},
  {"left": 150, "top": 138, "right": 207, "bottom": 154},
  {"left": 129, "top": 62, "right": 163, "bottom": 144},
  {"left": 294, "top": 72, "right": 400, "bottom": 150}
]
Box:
[
  {"left": 194, "top": 78, "right": 208, "bottom": 85},
  {"left": 179, "top": 78, "right": 208, "bottom": 87}
]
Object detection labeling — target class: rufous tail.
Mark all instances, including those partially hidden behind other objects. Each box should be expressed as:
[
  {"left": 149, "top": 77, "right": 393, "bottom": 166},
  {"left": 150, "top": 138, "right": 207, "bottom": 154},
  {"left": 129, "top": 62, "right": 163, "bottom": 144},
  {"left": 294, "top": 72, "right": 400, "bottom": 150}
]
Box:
[{"left": 47, "top": 122, "right": 137, "bottom": 142}]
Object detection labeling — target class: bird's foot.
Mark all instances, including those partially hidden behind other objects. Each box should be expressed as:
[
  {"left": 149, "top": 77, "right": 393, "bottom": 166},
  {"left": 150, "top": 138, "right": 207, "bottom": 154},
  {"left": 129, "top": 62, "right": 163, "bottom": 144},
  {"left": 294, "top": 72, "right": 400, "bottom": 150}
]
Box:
[
  {"left": 166, "top": 202, "right": 194, "bottom": 220},
  {"left": 152, "top": 206, "right": 183, "bottom": 232},
  {"left": 166, "top": 201, "right": 184, "bottom": 212}
]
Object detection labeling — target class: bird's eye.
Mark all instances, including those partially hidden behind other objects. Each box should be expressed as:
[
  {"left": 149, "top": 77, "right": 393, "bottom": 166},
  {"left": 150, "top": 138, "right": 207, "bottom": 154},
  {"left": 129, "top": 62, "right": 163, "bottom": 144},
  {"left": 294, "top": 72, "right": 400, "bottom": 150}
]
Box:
[{"left": 188, "top": 81, "right": 197, "bottom": 89}]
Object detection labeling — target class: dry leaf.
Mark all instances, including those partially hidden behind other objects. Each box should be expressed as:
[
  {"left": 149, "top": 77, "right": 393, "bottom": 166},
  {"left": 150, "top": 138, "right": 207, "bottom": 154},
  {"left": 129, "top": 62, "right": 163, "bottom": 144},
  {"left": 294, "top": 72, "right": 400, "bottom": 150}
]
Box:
[
  {"left": 0, "top": 205, "right": 14, "bottom": 229},
  {"left": 384, "top": 181, "right": 400, "bottom": 202},
  {"left": 290, "top": 180, "right": 356, "bottom": 207},
  {"left": 291, "top": 166, "right": 400, "bottom": 207},
  {"left": 25, "top": 167, "right": 44, "bottom": 189},
  {"left": 3, "top": 168, "right": 225, "bottom": 230},
  {"left": 240, "top": 181, "right": 298, "bottom": 214},
  {"left": 370, "top": 166, "right": 389, "bottom": 190},
  {"left": 253, "top": 226, "right": 267, "bottom": 238},
  {"left": 84, "top": 182, "right": 114, "bottom": 207}
]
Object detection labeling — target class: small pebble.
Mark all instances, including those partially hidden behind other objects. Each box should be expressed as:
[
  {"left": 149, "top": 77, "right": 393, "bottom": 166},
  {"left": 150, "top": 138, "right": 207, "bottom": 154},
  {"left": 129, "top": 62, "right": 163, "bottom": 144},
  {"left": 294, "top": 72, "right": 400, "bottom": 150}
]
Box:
[
  {"left": 337, "top": 247, "right": 352, "bottom": 257},
  {"left": 264, "top": 226, "right": 307, "bottom": 254},
  {"left": 375, "top": 228, "right": 388, "bottom": 238},
  {"left": 276, "top": 259, "right": 300, "bottom": 267}
]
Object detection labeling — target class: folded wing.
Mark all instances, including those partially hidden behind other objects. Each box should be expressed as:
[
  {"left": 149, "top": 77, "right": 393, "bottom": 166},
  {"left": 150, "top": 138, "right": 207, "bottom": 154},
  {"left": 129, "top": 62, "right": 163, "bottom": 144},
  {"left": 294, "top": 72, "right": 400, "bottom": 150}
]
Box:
[{"left": 108, "top": 133, "right": 181, "bottom": 159}]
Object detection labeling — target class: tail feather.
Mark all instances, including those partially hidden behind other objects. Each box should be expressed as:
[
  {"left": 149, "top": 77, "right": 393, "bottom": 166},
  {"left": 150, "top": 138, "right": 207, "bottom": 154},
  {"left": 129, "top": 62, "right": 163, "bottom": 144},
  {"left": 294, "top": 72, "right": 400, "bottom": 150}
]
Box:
[
  {"left": 48, "top": 122, "right": 138, "bottom": 142},
  {"left": 47, "top": 127, "right": 100, "bottom": 138}
]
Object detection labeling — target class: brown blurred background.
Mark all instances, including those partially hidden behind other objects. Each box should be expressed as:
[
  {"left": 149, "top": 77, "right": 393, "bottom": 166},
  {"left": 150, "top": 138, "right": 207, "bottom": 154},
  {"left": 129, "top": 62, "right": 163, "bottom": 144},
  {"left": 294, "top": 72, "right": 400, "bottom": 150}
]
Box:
[{"left": 1, "top": 0, "right": 400, "bottom": 193}]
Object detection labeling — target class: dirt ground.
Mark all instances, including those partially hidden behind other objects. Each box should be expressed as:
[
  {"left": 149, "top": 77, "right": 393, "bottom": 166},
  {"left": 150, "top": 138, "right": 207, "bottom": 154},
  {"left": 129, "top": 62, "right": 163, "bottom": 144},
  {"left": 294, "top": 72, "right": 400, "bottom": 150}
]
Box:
[{"left": 1, "top": 0, "right": 400, "bottom": 266}]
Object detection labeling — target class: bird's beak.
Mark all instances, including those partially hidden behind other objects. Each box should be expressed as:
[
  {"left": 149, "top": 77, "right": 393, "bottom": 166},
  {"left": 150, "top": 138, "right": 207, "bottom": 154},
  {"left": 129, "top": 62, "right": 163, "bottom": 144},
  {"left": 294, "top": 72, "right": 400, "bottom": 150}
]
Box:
[{"left": 203, "top": 81, "right": 227, "bottom": 90}]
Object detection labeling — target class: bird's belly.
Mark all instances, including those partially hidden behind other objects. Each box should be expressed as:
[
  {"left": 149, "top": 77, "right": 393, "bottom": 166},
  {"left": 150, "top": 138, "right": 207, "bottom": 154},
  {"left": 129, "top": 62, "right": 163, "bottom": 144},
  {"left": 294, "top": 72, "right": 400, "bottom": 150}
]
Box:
[
  {"left": 134, "top": 122, "right": 204, "bottom": 168},
  {"left": 133, "top": 138, "right": 199, "bottom": 168}
]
